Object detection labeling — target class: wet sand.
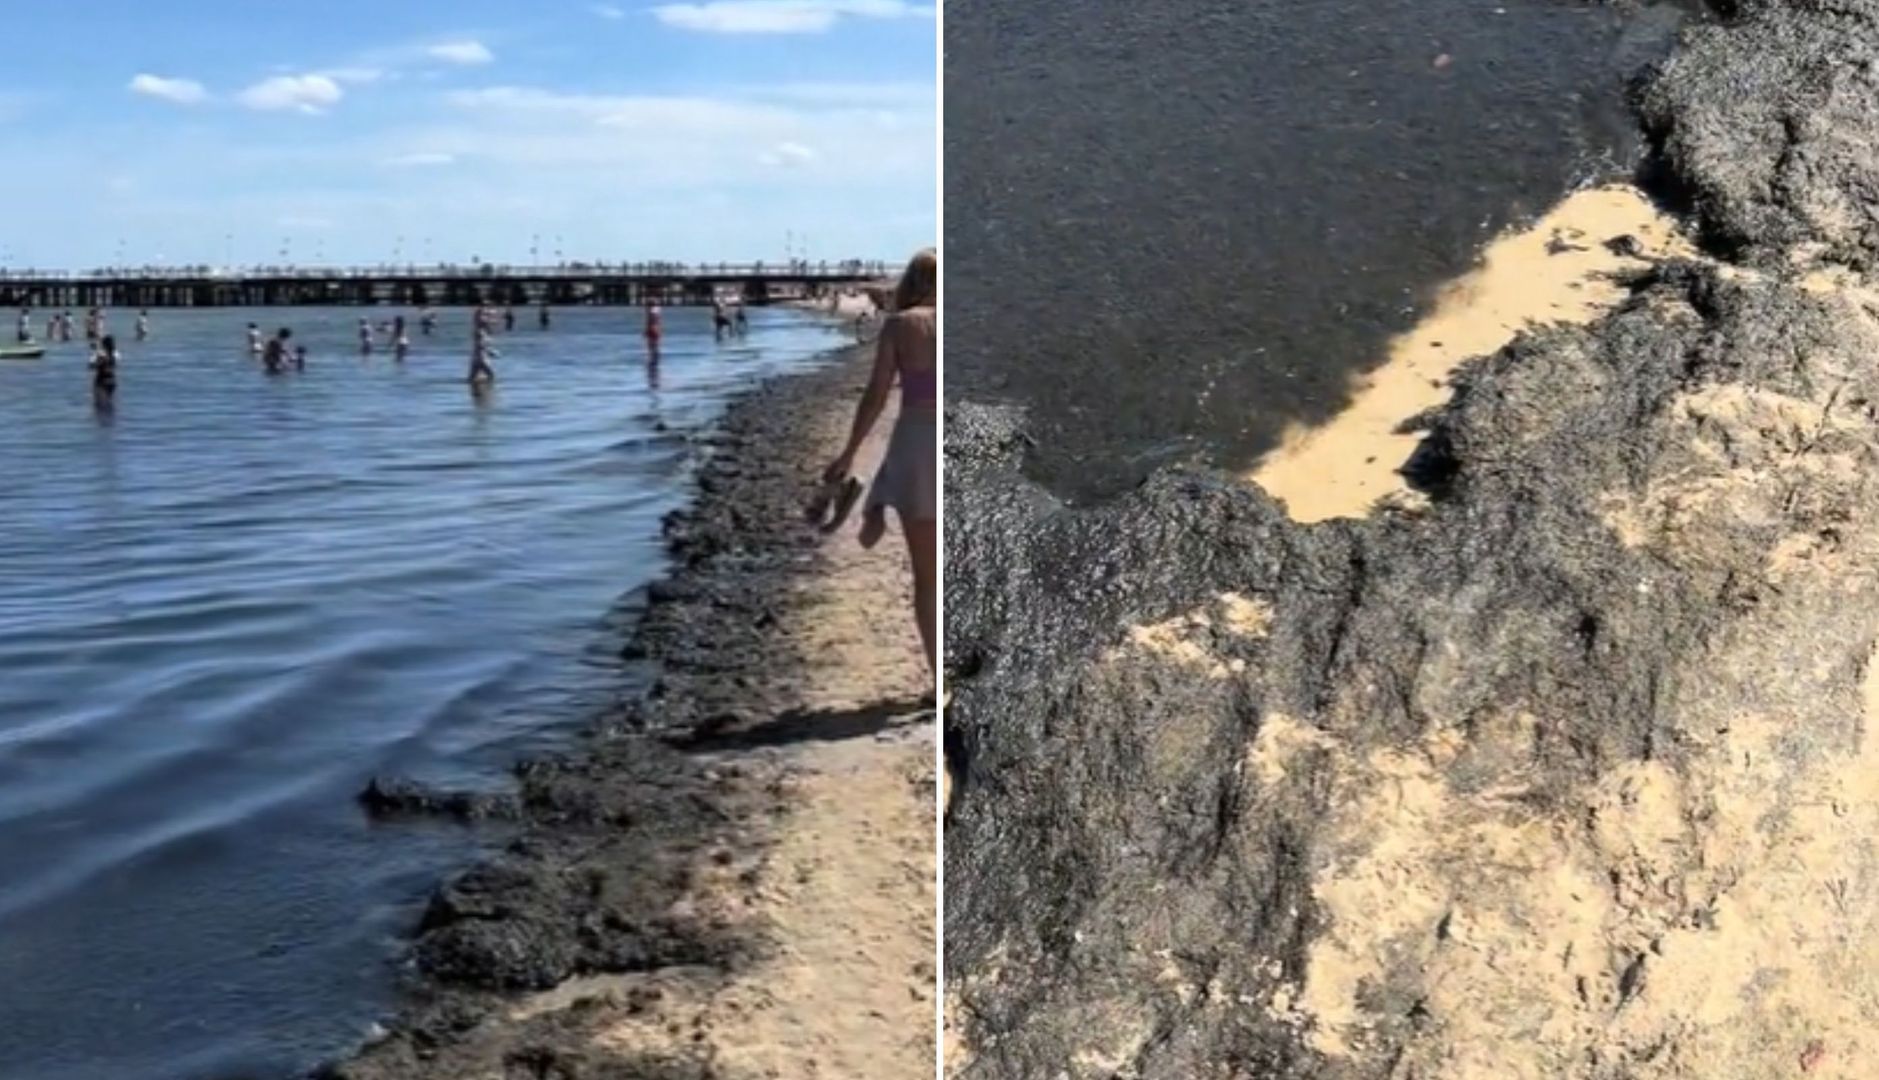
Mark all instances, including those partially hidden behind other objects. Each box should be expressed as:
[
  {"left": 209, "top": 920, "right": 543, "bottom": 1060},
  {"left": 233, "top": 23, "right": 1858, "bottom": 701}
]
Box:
[
  {"left": 330, "top": 344, "right": 934, "bottom": 1079},
  {"left": 1250, "top": 186, "right": 1692, "bottom": 521}
]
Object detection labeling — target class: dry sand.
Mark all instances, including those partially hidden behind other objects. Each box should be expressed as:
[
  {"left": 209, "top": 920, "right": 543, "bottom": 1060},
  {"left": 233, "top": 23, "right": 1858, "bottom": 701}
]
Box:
[{"left": 1250, "top": 186, "right": 1692, "bottom": 522}]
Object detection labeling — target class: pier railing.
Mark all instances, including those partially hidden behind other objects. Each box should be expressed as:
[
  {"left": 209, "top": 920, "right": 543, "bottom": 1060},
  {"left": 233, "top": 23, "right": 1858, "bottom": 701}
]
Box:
[
  {"left": 0, "top": 261, "right": 894, "bottom": 308},
  {"left": 0, "top": 261, "right": 892, "bottom": 282}
]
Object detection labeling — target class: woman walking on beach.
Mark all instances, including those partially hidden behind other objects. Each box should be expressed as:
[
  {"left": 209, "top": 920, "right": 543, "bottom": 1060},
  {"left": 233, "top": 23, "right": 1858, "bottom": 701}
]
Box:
[{"left": 824, "top": 248, "right": 938, "bottom": 674}]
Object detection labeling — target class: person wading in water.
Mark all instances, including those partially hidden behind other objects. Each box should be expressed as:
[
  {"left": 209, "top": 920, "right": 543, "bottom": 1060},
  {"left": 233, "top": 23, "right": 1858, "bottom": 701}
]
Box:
[
  {"left": 90, "top": 334, "right": 120, "bottom": 405},
  {"left": 262, "top": 328, "right": 292, "bottom": 374},
  {"left": 468, "top": 325, "right": 498, "bottom": 384},
  {"left": 644, "top": 300, "right": 663, "bottom": 359}
]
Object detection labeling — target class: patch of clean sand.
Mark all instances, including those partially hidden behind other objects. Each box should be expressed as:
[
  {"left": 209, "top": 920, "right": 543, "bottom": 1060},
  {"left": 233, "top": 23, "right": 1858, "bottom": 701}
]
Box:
[
  {"left": 1108, "top": 592, "right": 1275, "bottom": 680},
  {"left": 1250, "top": 186, "right": 1692, "bottom": 523}
]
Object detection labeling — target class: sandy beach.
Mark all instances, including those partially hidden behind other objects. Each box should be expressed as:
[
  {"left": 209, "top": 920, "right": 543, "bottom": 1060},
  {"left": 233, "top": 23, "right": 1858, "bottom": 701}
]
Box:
[{"left": 331, "top": 342, "right": 934, "bottom": 1079}]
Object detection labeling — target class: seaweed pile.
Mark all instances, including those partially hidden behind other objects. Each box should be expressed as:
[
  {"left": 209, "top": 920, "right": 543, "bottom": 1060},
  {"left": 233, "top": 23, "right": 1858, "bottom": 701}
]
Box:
[{"left": 945, "top": 3, "right": 1879, "bottom": 1076}]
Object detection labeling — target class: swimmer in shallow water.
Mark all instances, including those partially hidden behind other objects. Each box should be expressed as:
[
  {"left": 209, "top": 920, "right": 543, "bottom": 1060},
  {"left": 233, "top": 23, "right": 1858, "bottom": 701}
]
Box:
[
  {"left": 246, "top": 323, "right": 262, "bottom": 357},
  {"left": 294, "top": 345, "right": 307, "bottom": 371},
  {"left": 394, "top": 315, "right": 410, "bottom": 362},
  {"left": 358, "top": 318, "right": 373, "bottom": 356},
  {"left": 136, "top": 310, "right": 149, "bottom": 341}
]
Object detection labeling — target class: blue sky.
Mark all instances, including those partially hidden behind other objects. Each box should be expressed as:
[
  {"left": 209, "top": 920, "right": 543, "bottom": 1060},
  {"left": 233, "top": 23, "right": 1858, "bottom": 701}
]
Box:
[{"left": 1, "top": 1, "right": 935, "bottom": 268}]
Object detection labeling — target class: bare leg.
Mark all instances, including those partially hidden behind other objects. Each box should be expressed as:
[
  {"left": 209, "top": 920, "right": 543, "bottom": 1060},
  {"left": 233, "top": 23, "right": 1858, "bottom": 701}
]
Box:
[{"left": 902, "top": 515, "right": 936, "bottom": 676}]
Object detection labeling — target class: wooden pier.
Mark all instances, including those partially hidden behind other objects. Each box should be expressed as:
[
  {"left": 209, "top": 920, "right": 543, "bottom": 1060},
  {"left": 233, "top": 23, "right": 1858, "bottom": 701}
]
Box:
[{"left": 0, "top": 262, "right": 890, "bottom": 309}]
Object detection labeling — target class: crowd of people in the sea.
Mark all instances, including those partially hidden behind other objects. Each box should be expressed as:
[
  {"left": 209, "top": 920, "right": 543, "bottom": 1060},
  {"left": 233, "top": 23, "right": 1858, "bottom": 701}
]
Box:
[
  {"left": 14, "top": 305, "right": 123, "bottom": 347},
  {"left": 19, "top": 292, "right": 771, "bottom": 407}
]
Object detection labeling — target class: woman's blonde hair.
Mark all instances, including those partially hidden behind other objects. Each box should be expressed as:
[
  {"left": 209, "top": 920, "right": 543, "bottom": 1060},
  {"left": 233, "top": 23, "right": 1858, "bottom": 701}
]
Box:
[{"left": 893, "top": 247, "right": 937, "bottom": 312}]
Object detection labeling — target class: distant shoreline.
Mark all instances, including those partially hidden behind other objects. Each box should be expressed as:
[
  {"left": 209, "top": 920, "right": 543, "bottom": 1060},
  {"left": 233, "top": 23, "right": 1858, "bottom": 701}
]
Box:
[{"left": 0, "top": 263, "right": 886, "bottom": 311}]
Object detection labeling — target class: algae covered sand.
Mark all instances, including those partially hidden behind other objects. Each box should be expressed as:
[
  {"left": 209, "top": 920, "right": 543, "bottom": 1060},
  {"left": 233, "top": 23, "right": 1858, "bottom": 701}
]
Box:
[{"left": 945, "top": 1, "right": 1879, "bottom": 1076}]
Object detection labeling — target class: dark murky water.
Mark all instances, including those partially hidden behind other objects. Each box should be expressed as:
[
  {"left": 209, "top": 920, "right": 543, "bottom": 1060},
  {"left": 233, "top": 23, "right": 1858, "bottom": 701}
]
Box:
[
  {"left": 945, "top": 0, "right": 1698, "bottom": 499},
  {"left": 0, "top": 306, "right": 849, "bottom": 1080}
]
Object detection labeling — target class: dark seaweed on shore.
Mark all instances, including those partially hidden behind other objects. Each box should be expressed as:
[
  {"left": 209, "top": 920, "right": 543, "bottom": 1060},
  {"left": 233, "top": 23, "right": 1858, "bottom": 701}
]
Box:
[
  {"left": 321, "top": 345, "right": 872, "bottom": 1080},
  {"left": 946, "top": 1, "right": 1879, "bottom": 1075}
]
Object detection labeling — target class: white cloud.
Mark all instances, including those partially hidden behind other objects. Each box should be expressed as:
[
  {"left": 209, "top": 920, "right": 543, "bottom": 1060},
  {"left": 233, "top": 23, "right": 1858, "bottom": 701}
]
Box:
[
  {"left": 319, "top": 67, "right": 387, "bottom": 86},
  {"left": 426, "top": 41, "right": 495, "bottom": 65},
  {"left": 758, "top": 141, "right": 817, "bottom": 167},
  {"left": 17, "top": 76, "right": 932, "bottom": 264},
  {"left": 383, "top": 152, "right": 457, "bottom": 167},
  {"left": 760, "top": 81, "right": 933, "bottom": 105},
  {"left": 652, "top": 0, "right": 932, "bottom": 33},
  {"left": 238, "top": 74, "right": 343, "bottom": 113},
  {"left": 128, "top": 74, "right": 208, "bottom": 105},
  {"left": 591, "top": 3, "right": 626, "bottom": 17}
]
